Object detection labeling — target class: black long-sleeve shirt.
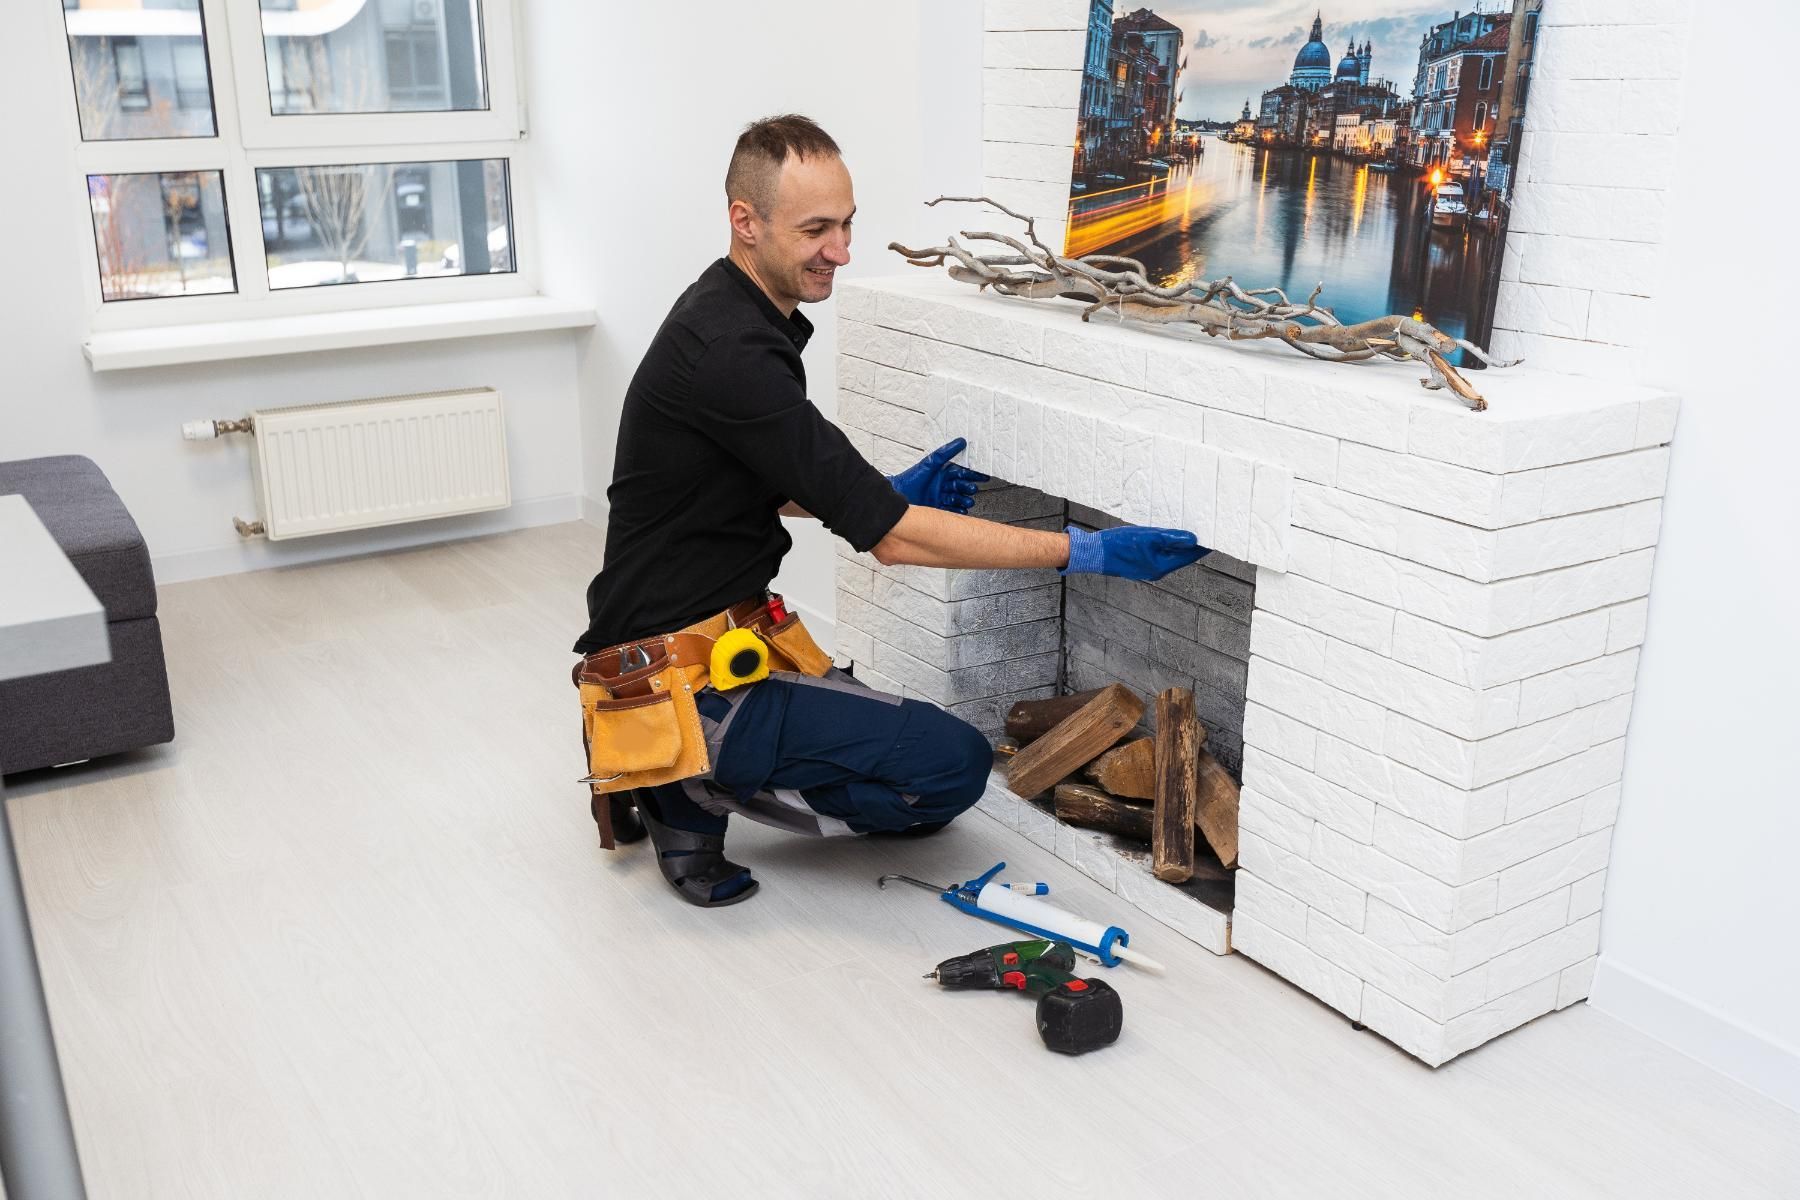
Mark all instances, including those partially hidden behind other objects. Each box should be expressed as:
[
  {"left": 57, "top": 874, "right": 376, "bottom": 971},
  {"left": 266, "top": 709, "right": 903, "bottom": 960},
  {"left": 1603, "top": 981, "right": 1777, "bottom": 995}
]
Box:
[{"left": 574, "top": 257, "right": 908, "bottom": 654}]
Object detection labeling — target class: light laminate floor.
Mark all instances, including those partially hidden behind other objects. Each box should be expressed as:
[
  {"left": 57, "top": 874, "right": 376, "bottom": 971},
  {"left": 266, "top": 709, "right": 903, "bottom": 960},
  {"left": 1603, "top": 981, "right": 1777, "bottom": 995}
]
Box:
[{"left": 5, "top": 522, "right": 1797, "bottom": 1199}]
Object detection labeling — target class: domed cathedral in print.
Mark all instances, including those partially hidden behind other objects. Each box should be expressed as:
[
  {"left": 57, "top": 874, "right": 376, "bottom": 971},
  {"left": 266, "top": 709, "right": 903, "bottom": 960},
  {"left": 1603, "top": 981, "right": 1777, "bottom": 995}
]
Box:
[
  {"left": 1288, "top": 13, "right": 1334, "bottom": 91},
  {"left": 1286, "top": 12, "right": 1372, "bottom": 93},
  {"left": 1338, "top": 39, "right": 1374, "bottom": 86}
]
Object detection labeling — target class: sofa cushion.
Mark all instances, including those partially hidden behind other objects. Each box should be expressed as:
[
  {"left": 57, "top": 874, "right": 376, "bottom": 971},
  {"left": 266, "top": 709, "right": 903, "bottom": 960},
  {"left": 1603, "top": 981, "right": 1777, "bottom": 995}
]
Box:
[
  {"left": 0, "top": 455, "right": 157, "bottom": 622},
  {"left": 0, "top": 614, "right": 174, "bottom": 774}
]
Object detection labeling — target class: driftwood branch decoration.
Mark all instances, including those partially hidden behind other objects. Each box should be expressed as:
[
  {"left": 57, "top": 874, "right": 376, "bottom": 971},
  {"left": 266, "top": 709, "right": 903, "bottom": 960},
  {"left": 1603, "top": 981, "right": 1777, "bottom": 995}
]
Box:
[{"left": 889, "top": 195, "right": 1521, "bottom": 411}]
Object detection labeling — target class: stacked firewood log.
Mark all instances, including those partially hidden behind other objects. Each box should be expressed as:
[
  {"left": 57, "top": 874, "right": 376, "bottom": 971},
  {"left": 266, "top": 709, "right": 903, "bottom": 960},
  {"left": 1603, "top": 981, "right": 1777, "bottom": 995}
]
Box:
[{"left": 999, "top": 684, "right": 1239, "bottom": 883}]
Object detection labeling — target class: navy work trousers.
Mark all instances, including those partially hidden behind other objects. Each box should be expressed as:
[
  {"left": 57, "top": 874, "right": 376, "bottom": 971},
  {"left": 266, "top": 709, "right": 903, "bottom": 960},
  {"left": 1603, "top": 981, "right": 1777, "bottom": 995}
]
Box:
[{"left": 642, "top": 669, "right": 993, "bottom": 837}]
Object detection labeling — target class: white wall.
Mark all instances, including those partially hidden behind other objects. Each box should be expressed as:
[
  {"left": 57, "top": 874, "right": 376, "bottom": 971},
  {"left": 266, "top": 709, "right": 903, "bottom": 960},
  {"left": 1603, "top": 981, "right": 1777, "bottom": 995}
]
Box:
[
  {"left": 524, "top": 0, "right": 982, "bottom": 627},
  {"left": 1, "top": 2, "right": 586, "bottom": 584},
  {"left": 1590, "top": 0, "right": 1800, "bottom": 1112}
]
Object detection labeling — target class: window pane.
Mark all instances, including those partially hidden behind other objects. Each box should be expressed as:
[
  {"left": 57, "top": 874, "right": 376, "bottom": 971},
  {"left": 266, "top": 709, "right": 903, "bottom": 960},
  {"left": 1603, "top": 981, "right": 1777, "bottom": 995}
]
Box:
[
  {"left": 257, "top": 158, "right": 512, "bottom": 289},
  {"left": 87, "top": 170, "right": 235, "bottom": 302},
  {"left": 259, "top": 0, "right": 487, "bottom": 116},
  {"left": 62, "top": 0, "right": 216, "bottom": 140}
]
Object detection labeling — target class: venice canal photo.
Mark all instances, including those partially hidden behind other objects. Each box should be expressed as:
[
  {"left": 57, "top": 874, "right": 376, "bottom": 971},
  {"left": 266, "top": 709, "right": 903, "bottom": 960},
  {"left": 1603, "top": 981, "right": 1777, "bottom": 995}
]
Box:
[{"left": 1067, "top": 4, "right": 1542, "bottom": 364}]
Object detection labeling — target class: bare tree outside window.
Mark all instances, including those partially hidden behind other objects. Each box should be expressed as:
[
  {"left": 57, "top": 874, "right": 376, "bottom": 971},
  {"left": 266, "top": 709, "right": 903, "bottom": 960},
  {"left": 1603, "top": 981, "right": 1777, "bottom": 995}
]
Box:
[
  {"left": 296, "top": 164, "right": 393, "bottom": 283},
  {"left": 78, "top": 34, "right": 155, "bottom": 298},
  {"left": 262, "top": 158, "right": 511, "bottom": 289},
  {"left": 87, "top": 170, "right": 232, "bottom": 301},
  {"left": 71, "top": 32, "right": 231, "bottom": 300},
  {"left": 88, "top": 176, "right": 153, "bottom": 301},
  {"left": 284, "top": 39, "right": 389, "bottom": 283}
]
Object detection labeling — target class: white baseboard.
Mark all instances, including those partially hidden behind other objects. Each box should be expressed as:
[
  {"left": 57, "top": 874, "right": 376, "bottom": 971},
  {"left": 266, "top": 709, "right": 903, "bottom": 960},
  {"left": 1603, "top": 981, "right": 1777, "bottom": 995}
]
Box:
[
  {"left": 151, "top": 493, "right": 584, "bottom": 585},
  {"left": 578, "top": 494, "right": 608, "bottom": 528},
  {"left": 1589, "top": 958, "right": 1800, "bottom": 1114}
]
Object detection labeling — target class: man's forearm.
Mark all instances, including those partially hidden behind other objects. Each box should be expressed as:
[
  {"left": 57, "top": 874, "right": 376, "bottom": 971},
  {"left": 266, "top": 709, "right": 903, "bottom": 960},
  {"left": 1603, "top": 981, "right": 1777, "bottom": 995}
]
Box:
[
  {"left": 870, "top": 505, "right": 1070, "bottom": 570},
  {"left": 778, "top": 501, "right": 813, "bottom": 519}
]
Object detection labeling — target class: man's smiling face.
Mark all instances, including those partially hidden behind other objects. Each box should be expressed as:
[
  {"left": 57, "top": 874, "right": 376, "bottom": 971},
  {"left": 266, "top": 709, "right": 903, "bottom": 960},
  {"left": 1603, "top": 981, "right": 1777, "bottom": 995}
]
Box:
[{"left": 734, "top": 152, "right": 855, "bottom": 314}]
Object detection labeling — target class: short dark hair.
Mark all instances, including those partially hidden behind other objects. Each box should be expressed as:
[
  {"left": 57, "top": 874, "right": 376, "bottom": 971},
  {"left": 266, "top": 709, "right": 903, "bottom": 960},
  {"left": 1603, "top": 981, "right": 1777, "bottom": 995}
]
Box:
[{"left": 725, "top": 114, "right": 842, "bottom": 219}]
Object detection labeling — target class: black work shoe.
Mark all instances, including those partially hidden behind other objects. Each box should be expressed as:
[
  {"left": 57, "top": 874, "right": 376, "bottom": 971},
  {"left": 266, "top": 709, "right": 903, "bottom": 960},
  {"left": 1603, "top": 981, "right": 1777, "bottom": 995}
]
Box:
[{"left": 637, "top": 806, "right": 759, "bottom": 907}]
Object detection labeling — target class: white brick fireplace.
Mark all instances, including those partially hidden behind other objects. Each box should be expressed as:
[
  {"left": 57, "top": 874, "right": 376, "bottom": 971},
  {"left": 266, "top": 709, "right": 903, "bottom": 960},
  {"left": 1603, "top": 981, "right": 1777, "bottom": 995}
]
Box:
[{"left": 831, "top": 269, "right": 1677, "bottom": 1066}]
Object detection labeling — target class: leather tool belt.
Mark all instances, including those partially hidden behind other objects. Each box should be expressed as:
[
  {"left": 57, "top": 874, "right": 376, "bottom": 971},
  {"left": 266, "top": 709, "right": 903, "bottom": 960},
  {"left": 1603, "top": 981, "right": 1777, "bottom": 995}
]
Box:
[{"left": 572, "top": 593, "right": 833, "bottom": 846}]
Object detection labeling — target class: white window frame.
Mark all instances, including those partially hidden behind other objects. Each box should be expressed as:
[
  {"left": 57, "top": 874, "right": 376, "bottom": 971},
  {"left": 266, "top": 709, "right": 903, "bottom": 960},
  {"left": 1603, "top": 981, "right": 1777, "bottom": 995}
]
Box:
[
  {"left": 56, "top": 0, "right": 536, "bottom": 336},
  {"left": 222, "top": 0, "right": 521, "bottom": 149}
]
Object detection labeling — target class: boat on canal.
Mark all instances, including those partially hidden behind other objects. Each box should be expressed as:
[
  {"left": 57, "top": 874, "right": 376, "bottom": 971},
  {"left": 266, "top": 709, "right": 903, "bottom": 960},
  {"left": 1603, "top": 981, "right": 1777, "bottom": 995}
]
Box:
[{"left": 1432, "top": 182, "right": 1468, "bottom": 227}]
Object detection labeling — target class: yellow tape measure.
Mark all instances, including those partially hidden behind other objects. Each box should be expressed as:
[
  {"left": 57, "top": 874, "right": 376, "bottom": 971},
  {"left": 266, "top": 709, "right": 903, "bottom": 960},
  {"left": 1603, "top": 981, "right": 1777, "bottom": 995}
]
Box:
[{"left": 710, "top": 628, "right": 770, "bottom": 690}]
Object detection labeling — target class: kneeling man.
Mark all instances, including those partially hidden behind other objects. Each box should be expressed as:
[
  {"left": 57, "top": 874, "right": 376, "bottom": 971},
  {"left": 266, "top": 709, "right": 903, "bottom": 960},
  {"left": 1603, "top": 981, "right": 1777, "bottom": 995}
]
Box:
[{"left": 573, "top": 115, "right": 1206, "bottom": 906}]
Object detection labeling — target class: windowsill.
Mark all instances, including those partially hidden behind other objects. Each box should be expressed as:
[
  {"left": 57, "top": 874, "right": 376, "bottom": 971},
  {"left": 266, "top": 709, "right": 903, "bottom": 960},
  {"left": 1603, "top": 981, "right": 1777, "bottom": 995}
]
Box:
[{"left": 82, "top": 296, "right": 598, "bottom": 372}]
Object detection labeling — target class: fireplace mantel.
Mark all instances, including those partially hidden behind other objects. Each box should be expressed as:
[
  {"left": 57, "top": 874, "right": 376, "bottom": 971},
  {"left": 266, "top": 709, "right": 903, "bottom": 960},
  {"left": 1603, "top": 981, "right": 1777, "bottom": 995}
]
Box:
[{"left": 832, "top": 271, "right": 1677, "bottom": 1066}]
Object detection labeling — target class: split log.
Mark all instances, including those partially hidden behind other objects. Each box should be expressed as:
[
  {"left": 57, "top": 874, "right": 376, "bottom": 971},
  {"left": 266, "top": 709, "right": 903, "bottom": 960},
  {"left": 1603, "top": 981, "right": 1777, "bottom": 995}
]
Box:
[
  {"left": 1194, "top": 748, "right": 1240, "bottom": 869},
  {"left": 1005, "top": 684, "right": 1143, "bottom": 799},
  {"left": 1053, "top": 783, "right": 1152, "bottom": 841},
  {"left": 1082, "top": 737, "right": 1156, "bottom": 800},
  {"left": 1152, "top": 688, "right": 1200, "bottom": 883},
  {"left": 1003, "top": 688, "right": 1108, "bottom": 746}
]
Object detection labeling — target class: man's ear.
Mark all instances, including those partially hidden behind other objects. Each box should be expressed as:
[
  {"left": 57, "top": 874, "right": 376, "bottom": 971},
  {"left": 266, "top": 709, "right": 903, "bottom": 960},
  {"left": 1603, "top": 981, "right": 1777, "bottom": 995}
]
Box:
[{"left": 728, "top": 199, "right": 759, "bottom": 248}]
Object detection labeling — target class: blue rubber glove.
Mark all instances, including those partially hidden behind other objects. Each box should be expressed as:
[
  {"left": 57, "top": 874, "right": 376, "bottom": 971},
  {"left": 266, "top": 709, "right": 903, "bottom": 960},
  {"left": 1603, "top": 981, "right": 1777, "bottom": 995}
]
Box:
[
  {"left": 1061, "top": 524, "right": 1209, "bottom": 582},
  {"left": 888, "top": 437, "right": 990, "bottom": 514}
]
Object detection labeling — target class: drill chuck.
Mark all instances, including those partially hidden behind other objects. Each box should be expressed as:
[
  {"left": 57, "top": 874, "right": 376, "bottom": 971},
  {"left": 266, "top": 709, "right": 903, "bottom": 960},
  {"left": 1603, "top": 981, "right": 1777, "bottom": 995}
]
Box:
[{"left": 927, "top": 951, "right": 1005, "bottom": 990}]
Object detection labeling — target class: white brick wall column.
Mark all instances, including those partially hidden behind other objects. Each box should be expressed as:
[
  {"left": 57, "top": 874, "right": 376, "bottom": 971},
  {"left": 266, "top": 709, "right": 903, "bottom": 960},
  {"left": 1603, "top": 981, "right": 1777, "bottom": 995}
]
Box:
[
  {"left": 1232, "top": 411, "right": 1670, "bottom": 1065},
  {"left": 1491, "top": 1, "right": 1694, "bottom": 381},
  {"left": 979, "top": 0, "right": 1090, "bottom": 252}
]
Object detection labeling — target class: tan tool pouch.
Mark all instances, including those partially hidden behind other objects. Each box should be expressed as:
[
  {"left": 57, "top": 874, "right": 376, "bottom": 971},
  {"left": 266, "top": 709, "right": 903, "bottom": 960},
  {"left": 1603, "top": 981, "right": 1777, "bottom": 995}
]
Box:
[
  {"left": 580, "top": 664, "right": 709, "bottom": 796},
  {"left": 765, "top": 613, "right": 834, "bottom": 677},
  {"left": 574, "top": 599, "right": 828, "bottom": 803}
]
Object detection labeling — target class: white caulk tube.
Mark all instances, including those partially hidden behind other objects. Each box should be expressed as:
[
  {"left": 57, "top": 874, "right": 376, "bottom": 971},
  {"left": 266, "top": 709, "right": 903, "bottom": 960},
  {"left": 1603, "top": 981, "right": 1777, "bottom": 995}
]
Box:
[{"left": 973, "top": 881, "right": 1166, "bottom": 973}]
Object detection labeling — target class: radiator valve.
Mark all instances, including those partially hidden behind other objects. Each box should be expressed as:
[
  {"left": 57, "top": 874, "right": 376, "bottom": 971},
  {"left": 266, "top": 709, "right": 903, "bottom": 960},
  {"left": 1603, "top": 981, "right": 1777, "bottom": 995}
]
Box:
[{"left": 183, "top": 417, "right": 254, "bottom": 440}]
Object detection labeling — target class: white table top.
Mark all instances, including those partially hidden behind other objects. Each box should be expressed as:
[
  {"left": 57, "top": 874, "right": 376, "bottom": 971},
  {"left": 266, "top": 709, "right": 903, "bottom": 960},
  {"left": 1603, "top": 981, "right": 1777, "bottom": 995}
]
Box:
[{"left": 0, "top": 494, "right": 110, "bottom": 684}]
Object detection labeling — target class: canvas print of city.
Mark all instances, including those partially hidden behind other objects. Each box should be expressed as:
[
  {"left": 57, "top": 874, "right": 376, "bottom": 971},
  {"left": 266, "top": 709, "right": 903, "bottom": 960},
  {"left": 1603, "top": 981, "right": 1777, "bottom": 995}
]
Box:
[{"left": 1068, "top": 3, "right": 1543, "bottom": 364}]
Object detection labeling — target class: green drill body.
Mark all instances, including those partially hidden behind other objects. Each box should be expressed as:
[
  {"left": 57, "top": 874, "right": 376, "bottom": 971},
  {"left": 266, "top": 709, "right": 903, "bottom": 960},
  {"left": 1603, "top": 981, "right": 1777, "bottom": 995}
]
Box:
[{"left": 926, "top": 939, "right": 1078, "bottom": 994}]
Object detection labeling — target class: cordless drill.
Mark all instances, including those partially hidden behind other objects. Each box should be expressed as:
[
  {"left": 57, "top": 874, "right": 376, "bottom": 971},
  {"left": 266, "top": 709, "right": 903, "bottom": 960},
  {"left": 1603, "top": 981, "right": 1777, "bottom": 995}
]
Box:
[{"left": 925, "top": 939, "right": 1123, "bottom": 1054}]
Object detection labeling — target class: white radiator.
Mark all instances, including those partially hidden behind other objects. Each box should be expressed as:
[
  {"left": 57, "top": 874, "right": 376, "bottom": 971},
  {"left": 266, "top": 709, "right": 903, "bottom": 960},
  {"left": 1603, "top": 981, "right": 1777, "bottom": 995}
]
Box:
[{"left": 248, "top": 387, "right": 510, "bottom": 540}]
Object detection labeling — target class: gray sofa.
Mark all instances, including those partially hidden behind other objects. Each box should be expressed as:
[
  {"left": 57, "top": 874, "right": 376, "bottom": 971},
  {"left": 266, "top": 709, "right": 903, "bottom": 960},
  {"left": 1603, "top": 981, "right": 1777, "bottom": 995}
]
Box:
[{"left": 0, "top": 456, "right": 174, "bottom": 774}]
